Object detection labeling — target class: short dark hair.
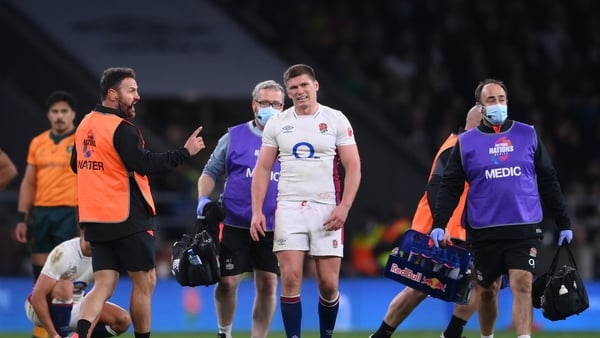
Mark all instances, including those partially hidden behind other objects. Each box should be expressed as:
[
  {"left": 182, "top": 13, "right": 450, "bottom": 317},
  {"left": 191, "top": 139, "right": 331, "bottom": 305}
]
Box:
[
  {"left": 45, "top": 90, "right": 77, "bottom": 111},
  {"left": 283, "top": 64, "right": 316, "bottom": 84},
  {"left": 474, "top": 78, "right": 508, "bottom": 103},
  {"left": 100, "top": 67, "right": 136, "bottom": 100}
]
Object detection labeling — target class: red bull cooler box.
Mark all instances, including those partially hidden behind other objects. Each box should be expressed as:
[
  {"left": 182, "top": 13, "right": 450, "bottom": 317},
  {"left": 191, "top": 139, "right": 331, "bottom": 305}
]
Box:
[{"left": 384, "top": 229, "right": 473, "bottom": 304}]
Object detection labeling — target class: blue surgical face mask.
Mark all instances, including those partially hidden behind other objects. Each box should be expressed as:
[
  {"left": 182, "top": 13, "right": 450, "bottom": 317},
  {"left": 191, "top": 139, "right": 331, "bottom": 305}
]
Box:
[
  {"left": 483, "top": 104, "right": 508, "bottom": 125},
  {"left": 256, "top": 107, "right": 278, "bottom": 127}
]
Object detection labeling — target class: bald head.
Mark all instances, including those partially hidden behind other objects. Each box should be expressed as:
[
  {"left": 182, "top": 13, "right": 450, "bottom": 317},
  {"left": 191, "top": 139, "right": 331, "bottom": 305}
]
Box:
[{"left": 465, "top": 105, "right": 482, "bottom": 130}]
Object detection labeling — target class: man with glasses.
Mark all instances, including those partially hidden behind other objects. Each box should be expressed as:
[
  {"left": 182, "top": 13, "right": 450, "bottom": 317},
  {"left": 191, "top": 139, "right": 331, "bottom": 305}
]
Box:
[{"left": 196, "top": 80, "right": 285, "bottom": 338}]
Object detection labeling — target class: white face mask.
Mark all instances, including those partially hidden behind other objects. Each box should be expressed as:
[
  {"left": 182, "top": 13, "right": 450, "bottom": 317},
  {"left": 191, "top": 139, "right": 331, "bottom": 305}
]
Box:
[
  {"left": 256, "top": 107, "right": 278, "bottom": 127},
  {"left": 483, "top": 104, "right": 508, "bottom": 125}
]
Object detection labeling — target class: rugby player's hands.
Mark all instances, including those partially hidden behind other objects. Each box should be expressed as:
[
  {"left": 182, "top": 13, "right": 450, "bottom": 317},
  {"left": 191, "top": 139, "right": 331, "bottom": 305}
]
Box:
[
  {"left": 324, "top": 205, "right": 349, "bottom": 231},
  {"left": 14, "top": 222, "right": 28, "bottom": 243}
]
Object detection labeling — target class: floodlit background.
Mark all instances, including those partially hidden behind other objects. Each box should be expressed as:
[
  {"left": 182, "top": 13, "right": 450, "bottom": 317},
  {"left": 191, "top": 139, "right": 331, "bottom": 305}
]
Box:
[{"left": 0, "top": 0, "right": 598, "bottom": 334}]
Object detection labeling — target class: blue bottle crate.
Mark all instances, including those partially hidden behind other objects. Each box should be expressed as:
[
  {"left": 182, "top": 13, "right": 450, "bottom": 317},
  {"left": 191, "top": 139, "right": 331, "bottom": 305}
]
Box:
[{"left": 384, "top": 229, "right": 473, "bottom": 304}]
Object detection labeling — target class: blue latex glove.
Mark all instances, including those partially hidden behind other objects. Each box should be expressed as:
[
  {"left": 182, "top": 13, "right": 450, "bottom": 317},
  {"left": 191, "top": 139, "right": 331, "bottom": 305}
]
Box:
[
  {"left": 196, "top": 196, "right": 211, "bottom": 217},
  {"left": 430, "top": 228, "right": 445, "bottom": 248},
  {"left": 558, "top": 229, "right": 573, "bottom": 246}
]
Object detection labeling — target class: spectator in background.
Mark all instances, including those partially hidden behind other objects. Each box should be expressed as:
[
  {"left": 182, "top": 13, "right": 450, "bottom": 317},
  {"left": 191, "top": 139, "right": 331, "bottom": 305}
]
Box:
[
  {"left": 71, "top": 67, "right": 207, "bottom": 338},
  {"left": 0, "top": 146, "right": 18, "bottom": 190},
  {"left": 431, "top": 79, "right": 574, "bottom": 338},
  {"left": 196, "top": 80, "right": 285, "bottom": 338},
  {"left": 14, "top": 90, "right": 79, "bottom": 338},
  {"left": 251, "top": 64, "right": 361, "bottom": 338}
]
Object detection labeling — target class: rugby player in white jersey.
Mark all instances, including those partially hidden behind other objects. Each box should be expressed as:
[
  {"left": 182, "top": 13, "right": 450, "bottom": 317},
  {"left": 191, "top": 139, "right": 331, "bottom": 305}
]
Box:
[
  {"left": 251, "top": 63, "right": 361, "bottom": 338},
  {"left": 25, "top": 229, "right": 130, "bottom": 338}
]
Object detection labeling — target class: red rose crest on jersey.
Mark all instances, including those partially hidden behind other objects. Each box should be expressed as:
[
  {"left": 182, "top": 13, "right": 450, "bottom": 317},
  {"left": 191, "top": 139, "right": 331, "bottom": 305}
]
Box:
[
  {"left": 530, "top": 247, "right": 537, "bottom": 257},
  {"left": 347, "top": 127, "right": 353, "bottom": 137},
  {"left": 319, "top": 123, "right": 328, "bottom": 133}
]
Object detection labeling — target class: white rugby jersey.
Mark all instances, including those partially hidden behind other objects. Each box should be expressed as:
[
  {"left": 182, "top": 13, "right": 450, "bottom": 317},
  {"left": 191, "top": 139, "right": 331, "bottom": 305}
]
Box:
[
  {"left": 40, "top": 237, "right": 93, "bottom": 302},
  {"left": 262, "top": 104, "right": 356, "bottom": 204}
]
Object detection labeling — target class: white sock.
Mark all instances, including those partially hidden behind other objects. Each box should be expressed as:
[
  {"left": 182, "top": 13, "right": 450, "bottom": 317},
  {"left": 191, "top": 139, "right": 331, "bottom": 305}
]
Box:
[
  {"left": 219, "top": 324, "right": 233, "bottom": 338},
  {"left": 517, "top": 336, "right": 530, "bottom": 338},
  {"left": 481, "top": 335, "right": 494, "bottom": 338}
]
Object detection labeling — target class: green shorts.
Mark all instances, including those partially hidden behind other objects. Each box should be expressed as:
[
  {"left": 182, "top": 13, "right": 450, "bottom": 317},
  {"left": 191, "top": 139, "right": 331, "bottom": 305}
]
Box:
[{"left": 28, "top": 206, "right": 78, "bottom": 253}]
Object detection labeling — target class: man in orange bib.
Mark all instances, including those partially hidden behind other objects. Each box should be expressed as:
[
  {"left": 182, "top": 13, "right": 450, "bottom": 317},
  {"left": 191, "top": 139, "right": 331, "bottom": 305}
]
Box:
[{"left": 71, "top": 67, "right": 207, "bottom": 338}]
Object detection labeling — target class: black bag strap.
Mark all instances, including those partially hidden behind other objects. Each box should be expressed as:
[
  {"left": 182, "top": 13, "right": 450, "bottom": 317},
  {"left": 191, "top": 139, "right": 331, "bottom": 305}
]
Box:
[{"left": 548, "top": 242, "right": 577, "bottom": 275}]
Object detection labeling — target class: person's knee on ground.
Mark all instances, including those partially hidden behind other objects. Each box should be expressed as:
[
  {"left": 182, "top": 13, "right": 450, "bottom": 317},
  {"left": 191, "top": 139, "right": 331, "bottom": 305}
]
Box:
[
  {"left": 110, "top": 312, "right": 131, "bottom": 335},
  {"left": 97, "top": 302, "right": 131, "bottom": 335}
]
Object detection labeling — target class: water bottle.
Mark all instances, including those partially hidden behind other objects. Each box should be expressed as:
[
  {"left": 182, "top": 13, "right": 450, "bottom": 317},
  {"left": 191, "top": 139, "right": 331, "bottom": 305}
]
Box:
[
  {"left": 187, "top": 248, "right": 202, "bottom": 265},
  {"left": 432, "top": 249, "right": 447, "bottom": 274},
  {"left": 446, "top": 254, "right": 461, "bottom": 280},
  {"left": 420, "top": 248, "right": 433, "bottom": 270}
]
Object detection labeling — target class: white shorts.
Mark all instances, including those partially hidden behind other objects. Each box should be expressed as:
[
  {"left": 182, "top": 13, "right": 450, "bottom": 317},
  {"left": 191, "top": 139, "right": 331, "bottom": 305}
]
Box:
[
  {"left": 274, "top": 200, "right": 343, "bottom": 257},
  {"left": 24, "top": 298, "right": 81, "bottom": 330}
]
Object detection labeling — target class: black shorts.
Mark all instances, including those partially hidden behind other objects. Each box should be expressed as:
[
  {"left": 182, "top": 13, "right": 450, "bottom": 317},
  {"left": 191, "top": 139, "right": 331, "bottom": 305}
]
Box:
[
  {"left": 219, "top": 226, "right": 279, "bottom": 276},
  {"left": 28, "top": 206, "right": 79, "bottom": 254},
  {"left": 471, "top": 238, "right": 539, "bottom": 288},
  {"left": 90, "top": 230, "right": 156, "bottom": 272}
]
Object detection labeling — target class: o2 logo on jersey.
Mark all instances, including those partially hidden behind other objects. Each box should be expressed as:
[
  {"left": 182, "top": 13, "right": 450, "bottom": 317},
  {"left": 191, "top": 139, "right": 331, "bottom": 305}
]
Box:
[{"left": 292, "top": 142, "right": 319, "bottom": 159}]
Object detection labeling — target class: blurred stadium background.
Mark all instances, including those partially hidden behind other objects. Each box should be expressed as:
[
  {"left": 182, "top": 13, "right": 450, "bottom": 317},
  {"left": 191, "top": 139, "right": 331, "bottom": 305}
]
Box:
[{"left": 0, "top": 0, "right": 598, "bottom": 334}]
